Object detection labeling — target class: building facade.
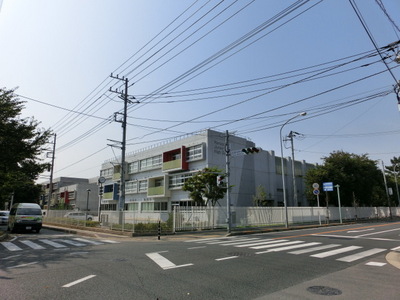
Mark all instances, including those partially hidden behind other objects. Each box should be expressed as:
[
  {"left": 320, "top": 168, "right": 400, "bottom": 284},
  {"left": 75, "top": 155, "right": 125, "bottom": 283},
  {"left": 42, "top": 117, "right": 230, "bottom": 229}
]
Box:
[
  {"left": 40, "top": 177, "right": 99, "bottom": 213},
  {"left": 99, "top": 129, "right": 314, "bottom": 213}
]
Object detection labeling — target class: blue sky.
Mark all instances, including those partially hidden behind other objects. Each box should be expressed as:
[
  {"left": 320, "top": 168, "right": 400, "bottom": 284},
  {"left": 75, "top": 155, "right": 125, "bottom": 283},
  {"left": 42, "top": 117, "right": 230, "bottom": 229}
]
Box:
[{"left": 0, "top": 0, "right": 399, "bottom": 182}]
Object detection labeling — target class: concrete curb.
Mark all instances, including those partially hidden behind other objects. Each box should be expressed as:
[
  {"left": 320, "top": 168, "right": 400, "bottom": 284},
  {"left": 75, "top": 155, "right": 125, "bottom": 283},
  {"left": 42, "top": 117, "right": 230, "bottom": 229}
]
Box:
[{"left": 386, "top": 252, "right": 400, "bottom": 270}]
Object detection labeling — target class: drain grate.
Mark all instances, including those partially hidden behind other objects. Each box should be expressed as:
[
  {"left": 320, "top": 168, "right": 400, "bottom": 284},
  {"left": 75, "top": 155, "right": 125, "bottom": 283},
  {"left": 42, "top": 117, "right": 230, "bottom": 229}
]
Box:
[{"left": 307, "top": 286, "right": 342, "bottom": 296}]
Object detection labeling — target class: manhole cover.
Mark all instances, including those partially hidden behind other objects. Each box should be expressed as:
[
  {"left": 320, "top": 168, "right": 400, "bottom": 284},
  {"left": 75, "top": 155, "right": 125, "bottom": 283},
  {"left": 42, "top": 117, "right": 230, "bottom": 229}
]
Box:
[{"left": 307, "top": 286, "right": 342, "bottom": 296}]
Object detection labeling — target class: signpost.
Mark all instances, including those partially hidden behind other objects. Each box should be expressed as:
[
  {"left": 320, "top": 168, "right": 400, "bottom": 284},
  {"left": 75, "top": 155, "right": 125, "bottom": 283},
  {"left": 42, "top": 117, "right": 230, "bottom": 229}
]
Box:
[
  {"left": 323, "top": 182, "right": 334, "bottom": 192},
  {"left": 312, "top": 183, "right": 321, "bottom": 225},
  {"left": 335, "top": 184, "right": 343, "bottom": 224}
]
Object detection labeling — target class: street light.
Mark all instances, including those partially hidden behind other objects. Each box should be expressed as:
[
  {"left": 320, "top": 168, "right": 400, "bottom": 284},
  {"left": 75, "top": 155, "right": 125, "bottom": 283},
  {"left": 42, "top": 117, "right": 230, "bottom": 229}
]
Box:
[{"left": 280, "top": 112, "right": 307, "bottom": 228}]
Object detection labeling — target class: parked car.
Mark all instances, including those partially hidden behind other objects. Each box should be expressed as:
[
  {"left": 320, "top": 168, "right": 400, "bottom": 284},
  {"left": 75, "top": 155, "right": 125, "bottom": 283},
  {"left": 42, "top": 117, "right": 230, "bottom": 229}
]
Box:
[
  {"left": 64, "top": 212, "right": 93, "bottom": 221},
  {"left": 7, "top": 203, "right": 43, "bottom": 233},
  {"left": 0, "top": 211, "right": 9, "bottom": 225}
]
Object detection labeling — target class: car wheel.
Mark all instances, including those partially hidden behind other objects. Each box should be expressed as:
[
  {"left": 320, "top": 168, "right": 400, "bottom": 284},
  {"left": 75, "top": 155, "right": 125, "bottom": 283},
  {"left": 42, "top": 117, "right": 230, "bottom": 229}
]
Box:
[{"left": 87, "top": 217, "right": 92, "bottom": 221}]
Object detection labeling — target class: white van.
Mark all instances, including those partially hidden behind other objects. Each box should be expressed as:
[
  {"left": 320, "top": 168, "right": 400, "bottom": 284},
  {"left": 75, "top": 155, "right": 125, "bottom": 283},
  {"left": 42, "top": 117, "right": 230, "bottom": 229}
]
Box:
[{"left": 7, "top": 203, "right": 43, "bottom": 233}]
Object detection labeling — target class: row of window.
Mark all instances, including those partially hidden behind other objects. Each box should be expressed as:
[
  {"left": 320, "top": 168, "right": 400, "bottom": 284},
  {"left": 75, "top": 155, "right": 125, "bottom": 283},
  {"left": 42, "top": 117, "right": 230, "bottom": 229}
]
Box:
[
  {"left": 100, "top": 144, "right": 204, "bottom": 178},
  {"left": 124, "top": 172, "right": 193, "bottom": 194}
]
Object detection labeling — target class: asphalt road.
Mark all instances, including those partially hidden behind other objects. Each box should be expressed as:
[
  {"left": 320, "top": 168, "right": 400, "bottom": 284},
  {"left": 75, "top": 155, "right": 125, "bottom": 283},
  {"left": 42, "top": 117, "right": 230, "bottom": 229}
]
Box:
[{"left": 1, "top": 222, "right": 400, "bottom": 299}]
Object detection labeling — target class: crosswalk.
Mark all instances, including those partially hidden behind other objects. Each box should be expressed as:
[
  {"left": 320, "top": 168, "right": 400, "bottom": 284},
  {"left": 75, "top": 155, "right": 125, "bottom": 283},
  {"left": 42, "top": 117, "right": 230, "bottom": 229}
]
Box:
[
  {"left": 1, "top": 238, "right": 120, "bottom": 252},
  {"left": 185, "top": 236, "right": 395, "bottom": 263}
]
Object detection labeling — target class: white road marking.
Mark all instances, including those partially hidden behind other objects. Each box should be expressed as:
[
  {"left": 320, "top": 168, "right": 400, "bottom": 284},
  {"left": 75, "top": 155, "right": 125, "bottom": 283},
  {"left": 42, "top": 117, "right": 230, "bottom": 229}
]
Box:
[
  {"left": 314, "top": 234, "right": 357, "bottom": 239},
  {"left": 355, "top": 228, "right": 400, "bottom": 238},
  {"left": 7, "top": 261, "right": 38, "bottom": 269},
  {"left": 347, "top": 228, "right": 375, "bottom": 233},
  {"left": 146, "top": 252, "right": 193, "bottom": 270},
  {"left": 251, "top": 240, "right": 304, "bottom": 250},
  {"left": 73, "top": 238, "right": 104, "bottom": 245},
  {"left": 20, "top": 240, "right": 45, "bottom": 250},
  {"left": 188, "top": 246, "right": 207, "bottom": 250},
  {"left": 391, "top": 246, "right": 400, "bottom": 251},
  {"left": 216, "top": 256, "right": 239, "bottom": 261},
  {"left": 311, "top": 246, "right": 362, "bottom": 258},
  {"left": 337, "top": 248, "right": 386, "bottom": 262},
  {"left": 289, "top": 244, "right": 341, "bottom": 255},
  {"left": 3, "top": 254, "right": 22, "bottom": 260},
  {"left": 366, "top": 262, "right": 387, "bottom": 266},
  {"left": 62, "top": 275, "right": 96, "bottom": 287},
  {"left": 39, "top": 239, "right": 66, "bottom": 248},
  {"left": 235, "top": 239, "right": 288, "bottom": 248},
  {"left": 100, "top": 240, "right": 120, "bottom": 244},
  {"left": 1, "top": 242, "right": 23, "bottom": 251},
  {"left": 256, "top": 242, "right": 321, "bottom": 255},
  {"left": 55, "top": 239, "right": 86, "bottom": 247},
  {"left": 218, "top": 238, "right": 262, "bottom": 245}
]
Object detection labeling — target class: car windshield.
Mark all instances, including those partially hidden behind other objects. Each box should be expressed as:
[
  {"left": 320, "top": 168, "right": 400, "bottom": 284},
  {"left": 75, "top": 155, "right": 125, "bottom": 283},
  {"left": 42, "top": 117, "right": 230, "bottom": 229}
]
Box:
[
  {"left": 0, "top": 212, "right": 9, "bottom": 216},
  {"left": 17, "top": 208, "right": 42, "bottom": 215}
]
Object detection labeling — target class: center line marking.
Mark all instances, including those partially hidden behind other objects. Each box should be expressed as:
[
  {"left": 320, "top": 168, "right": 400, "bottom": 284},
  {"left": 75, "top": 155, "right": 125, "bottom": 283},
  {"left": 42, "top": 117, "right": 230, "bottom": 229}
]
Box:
[{"left": 63, "top": 275, "right": 97, "bottom": 288}]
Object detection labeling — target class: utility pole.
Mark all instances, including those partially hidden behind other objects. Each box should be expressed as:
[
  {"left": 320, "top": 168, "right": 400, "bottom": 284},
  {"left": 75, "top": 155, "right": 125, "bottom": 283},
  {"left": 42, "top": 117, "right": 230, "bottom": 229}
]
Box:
[
  {"left": 381, "top": 161, "right": 392, "bottom": 219},
  {"left": 109, "top": 74, "right": 135, "bottom": 225},
  {"left": 46, "top": 134, "right": 56, "bottom": 216},
  {"left": 225, "top": 130, "right": 231, "bottom": 233},
  {"left": 287, "top": 131, "right": 297, "bottom": 206}
]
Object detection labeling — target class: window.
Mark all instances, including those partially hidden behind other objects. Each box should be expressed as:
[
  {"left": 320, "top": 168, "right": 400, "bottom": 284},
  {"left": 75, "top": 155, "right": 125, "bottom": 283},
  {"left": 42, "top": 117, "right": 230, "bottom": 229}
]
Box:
[
  {"left": 141, "top": 202, "right": 167, "bottom": 211},
  {"left": 138, "top": 180, "right": 148, "bottom": 192},
  {"left": 154, "top": 178, "right": 164, "bottom": 187},
  {"left": 100, "top": 168, "right": 113, "bottom": 177},
  {"left": 128, "top": 161, "right": 139, "bottom": 173},
  {"left": 127, "top": 203, "right": 139, "bottom": 211},
  {"left": 169, "top": 173, "right": 193, "bottom": 188},
  {"left": 187, "top": 144, "right": 203, "bottom": 161},
  {"left": 140, "top": 155, "right": 162, "bottom": 171},
  {"left": 125, "top": 181, "right": 138, "bottom": 193}
]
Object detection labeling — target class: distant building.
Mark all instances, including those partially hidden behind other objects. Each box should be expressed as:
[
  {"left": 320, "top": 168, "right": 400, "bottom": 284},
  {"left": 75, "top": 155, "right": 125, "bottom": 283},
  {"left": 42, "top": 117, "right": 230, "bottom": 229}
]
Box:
[
  {"left": 40, "top": 177, "right": 99, "bottom": 214},
  {"left": 99, "top": 129, "right": 314, "bottom": 214}
]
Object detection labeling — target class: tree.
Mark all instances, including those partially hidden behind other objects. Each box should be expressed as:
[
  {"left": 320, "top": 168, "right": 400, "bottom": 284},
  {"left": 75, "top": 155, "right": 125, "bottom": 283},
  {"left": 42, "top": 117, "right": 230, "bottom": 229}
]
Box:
[
  {"left": 182, "top": 167, "right": 227, "bottom": 206},
  {"left": 253, "top": 185, "right": 267, "bottom": 206},
  {"left": 384, "top": 156, "right": 400, "bottom": 206},
  {"left": 0, "top": 88, "right": 52, "bottom": 208},
  {"left": 304, "top": 151, "right": 386, "bottom": 207}
]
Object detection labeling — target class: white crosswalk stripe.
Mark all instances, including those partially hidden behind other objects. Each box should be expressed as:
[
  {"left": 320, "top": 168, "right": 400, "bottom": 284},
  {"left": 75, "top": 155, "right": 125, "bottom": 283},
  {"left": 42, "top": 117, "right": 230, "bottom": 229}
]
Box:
[
  {"left": 289, "top": 244, "right": 341, "bottom": 255},
  {"left": 73, "top": 238, "right": 104, "bottom": 245},
  {"left": 39, "top": 239, "right": 67, "bottom": 248},
  {"left": 1, "top": 242, "right": 23, "bottom": 251},
  {"left": 250, "top": 240, "right": 304, "bottom": 250},
  {"left": 0, "top": 237, "right": 117, "bottom": 252},
  {"left": 20, "top": 240, "right": 45, "bottom": 250},
  {"left": 55, "top": 239, "right": 86, "bottom": 247},
  {"left": 256, "top": 242, "right": 321, "bottom": 255},
  {"left": 311, "top": 246, "right": 362, "bottom": 258},
  {"left": 235, "top": 239, "right": 288, "bottom": 248},
  {"left": 185, "top": 237, "right": 393, "bottom": 264},
  {"left": 213, "top": 238, "right": 262, "bottom": 245},
  {"left": 336, "top": 248, "right": 386, "bottom": 262}
]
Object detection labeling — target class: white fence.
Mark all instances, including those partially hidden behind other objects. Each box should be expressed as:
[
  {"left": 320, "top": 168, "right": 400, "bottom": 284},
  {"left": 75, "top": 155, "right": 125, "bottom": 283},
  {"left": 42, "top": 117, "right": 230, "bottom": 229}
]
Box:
[
  {"left": 43, "top": 206, "right": 400, "bottom": 233},
  {"left": 173, "top": 206, "right": 400, "bottom": 232}
]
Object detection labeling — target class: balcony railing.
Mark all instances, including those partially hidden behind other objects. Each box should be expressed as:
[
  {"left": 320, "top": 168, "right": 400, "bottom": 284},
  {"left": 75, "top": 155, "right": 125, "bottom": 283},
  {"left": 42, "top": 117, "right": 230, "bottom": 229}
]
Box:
[
  {"left": 162, "top": 159, "right": 181, "bottom": 171},
  {"left": 147, "top": 186, "right": 165, "bottom": 196}
]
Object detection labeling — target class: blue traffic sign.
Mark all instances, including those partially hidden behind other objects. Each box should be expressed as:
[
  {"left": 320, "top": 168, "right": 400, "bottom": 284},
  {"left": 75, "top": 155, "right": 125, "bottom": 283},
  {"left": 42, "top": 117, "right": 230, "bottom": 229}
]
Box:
[{"left": 323, "top": 182, "right": 334, "bottom": 192}]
